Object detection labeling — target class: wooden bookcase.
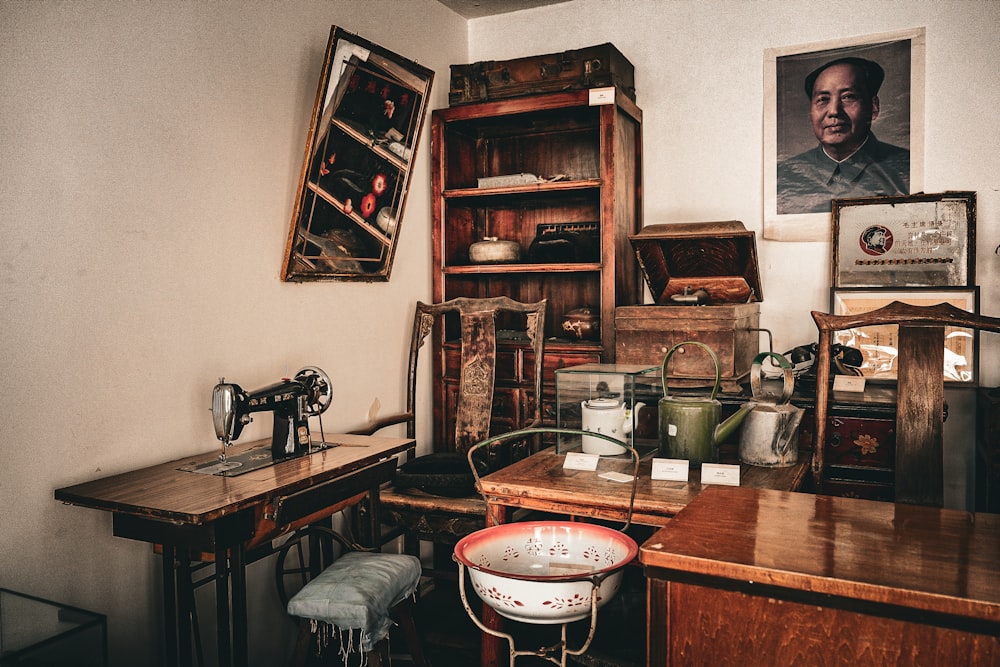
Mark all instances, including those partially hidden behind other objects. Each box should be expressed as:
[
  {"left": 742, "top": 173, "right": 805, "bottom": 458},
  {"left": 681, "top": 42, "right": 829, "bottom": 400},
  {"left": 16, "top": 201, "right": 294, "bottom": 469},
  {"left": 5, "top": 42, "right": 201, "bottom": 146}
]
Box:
[{"left": 430, "top": 89, "right": 643, "bottom": 448}]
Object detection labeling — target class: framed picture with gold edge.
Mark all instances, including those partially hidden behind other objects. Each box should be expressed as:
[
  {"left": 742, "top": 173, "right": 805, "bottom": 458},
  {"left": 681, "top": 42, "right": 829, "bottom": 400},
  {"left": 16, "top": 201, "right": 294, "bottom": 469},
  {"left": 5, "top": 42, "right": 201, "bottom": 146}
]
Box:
[
  {"left": 831, "top": 191, "right": 975, "bottom": 288},
  {"left": 830, "top": 286, "right": 979, "bottom": 384}
]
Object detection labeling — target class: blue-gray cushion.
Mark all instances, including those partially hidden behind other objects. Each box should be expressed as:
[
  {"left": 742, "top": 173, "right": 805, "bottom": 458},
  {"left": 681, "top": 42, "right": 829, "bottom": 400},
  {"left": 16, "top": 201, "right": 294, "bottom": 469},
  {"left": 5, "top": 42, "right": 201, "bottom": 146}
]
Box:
[{"left": 286, "top": 551, "right": 421, "bottom": 652}]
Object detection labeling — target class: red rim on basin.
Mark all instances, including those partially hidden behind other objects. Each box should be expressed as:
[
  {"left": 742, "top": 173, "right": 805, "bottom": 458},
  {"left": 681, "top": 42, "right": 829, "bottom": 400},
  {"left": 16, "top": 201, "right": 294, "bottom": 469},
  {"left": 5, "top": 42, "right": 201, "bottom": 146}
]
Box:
[{"left": 454, "top": 520, "right": 638, "bottom": 583}]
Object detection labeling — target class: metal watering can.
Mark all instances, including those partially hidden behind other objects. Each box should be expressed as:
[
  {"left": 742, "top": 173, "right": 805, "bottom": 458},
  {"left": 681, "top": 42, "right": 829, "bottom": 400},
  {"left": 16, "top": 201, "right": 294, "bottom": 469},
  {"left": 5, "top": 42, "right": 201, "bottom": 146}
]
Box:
[
  {"left": 738, "top": 352, "right": 803, "bottom": 467},
  {"left": 658, "top": 342, "right": 754, "bottom": 466}
]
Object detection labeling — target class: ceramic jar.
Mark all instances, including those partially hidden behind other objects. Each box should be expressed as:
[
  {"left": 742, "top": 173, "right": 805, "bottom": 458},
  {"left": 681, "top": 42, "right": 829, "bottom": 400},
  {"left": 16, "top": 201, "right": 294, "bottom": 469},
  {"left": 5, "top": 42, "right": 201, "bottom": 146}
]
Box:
[{"left": 562, "top": 307, "right": 600, "bottom": 341}]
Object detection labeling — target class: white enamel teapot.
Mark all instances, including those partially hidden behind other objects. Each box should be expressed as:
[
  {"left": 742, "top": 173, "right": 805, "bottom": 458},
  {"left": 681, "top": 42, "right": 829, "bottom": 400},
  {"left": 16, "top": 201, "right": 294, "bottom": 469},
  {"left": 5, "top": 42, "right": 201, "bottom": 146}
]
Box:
[{"left": 580, "top": 397, "right": 645, "bottom": 455}]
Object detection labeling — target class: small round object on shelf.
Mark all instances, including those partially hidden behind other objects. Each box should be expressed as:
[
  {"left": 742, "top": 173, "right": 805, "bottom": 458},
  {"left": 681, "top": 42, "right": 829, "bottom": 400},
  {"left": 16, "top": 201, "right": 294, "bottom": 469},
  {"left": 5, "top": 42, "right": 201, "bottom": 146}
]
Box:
[
  {"left": 469, "top": 237, "right": 522, "bottom": 264},
  {"left": 562, "top": 306, "right": 600, "bottom": 341}
]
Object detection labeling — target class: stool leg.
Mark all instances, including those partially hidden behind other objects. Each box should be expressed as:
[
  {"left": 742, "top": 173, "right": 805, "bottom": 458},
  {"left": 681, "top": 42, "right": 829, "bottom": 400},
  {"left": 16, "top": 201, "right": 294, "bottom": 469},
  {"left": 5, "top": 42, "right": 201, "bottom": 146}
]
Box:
[
  {"left": 288, "top": 620, "right": 311, "bottom": 667},
  {"left": 394, "top": 599, "right": 429, "bottom": 667},
  {"left": 369, "top": 639, "right": 387, "bottom": 667}
]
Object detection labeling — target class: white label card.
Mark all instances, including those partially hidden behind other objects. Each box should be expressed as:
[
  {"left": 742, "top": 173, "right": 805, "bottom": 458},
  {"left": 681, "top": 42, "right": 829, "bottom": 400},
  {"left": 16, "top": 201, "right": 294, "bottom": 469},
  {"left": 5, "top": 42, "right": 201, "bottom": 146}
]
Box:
[
  {"left": 598, "top": 471, "right": 635, "bottom": 483},
  {"left": 563, "top": 452, "right": 600, "bottom": 471},
  {"left": 833, "top": 375, "right": 867, "bottom": 393},
  {"left": 651, "top": 458, "right": 689, "bottom": 481},
  {"left": 588, "top": 87, "right": 615, "bottom": 105},
  {"left": 701, "top": 463, "right": 741, "bottom": 486}
]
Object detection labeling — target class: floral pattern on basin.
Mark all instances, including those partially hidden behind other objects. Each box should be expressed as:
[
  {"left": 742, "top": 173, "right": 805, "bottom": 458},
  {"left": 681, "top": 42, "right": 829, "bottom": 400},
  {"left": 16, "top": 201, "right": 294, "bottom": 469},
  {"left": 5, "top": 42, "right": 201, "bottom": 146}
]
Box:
[{"left": 454, "top": 520, "right": 638, "bottom": 624}]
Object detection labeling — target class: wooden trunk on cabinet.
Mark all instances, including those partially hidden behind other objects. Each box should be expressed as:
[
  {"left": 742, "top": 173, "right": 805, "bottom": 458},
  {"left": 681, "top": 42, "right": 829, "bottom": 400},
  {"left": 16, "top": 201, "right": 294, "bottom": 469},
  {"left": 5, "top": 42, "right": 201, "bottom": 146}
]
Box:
[
  {"left": 616, "top": 304, "right": 761, "bottom": 393},
  {"left": 431, "top": 90, "right": 642, "bottom": 450}
]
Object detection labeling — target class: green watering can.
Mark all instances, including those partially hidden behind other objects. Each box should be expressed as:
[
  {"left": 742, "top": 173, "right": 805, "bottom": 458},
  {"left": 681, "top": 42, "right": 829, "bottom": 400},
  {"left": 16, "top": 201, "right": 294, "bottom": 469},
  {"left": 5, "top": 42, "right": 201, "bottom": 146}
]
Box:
[{"left": 658, "top": 341, "right": 754, "bottom": 466}]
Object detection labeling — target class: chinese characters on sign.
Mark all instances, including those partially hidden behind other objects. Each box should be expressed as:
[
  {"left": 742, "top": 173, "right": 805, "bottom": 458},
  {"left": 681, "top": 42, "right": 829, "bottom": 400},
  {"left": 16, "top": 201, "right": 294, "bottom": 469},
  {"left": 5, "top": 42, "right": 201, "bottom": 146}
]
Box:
[{"left": 832, "top": 192, "right": 974, "bottom": 288}]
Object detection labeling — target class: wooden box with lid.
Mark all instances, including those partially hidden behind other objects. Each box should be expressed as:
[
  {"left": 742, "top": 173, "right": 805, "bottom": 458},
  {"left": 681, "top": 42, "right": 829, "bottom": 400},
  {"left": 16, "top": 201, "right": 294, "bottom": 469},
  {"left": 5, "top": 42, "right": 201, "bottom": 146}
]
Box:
[{"left": 615, "top": 221, "right": 762, "bottom": 393}]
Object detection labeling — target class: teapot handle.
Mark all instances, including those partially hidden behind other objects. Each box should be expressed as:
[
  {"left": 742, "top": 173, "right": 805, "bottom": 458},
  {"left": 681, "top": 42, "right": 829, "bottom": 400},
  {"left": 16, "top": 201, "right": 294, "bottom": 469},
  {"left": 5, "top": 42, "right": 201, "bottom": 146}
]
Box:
[
  {"left": 750, "top": 351, "right": 795, "bottom": 405},
  {"left": 661, "top": 341, "right": 721, "bottom": 401}
]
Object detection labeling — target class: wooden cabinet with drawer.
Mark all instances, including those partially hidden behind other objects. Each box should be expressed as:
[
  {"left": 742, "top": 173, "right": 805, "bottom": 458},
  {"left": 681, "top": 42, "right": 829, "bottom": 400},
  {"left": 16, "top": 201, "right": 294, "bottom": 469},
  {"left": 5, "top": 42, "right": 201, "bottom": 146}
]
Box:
[{"left": 431, "top": 89, "right": 642, "bottom": 456}]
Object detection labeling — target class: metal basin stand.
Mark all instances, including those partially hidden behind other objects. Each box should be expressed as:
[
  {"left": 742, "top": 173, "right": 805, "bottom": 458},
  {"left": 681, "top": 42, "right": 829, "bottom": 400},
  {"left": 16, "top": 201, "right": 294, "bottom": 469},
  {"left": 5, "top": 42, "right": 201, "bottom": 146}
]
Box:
[{"left": 455, "top": 428, "right": 641, "bottom": 666}]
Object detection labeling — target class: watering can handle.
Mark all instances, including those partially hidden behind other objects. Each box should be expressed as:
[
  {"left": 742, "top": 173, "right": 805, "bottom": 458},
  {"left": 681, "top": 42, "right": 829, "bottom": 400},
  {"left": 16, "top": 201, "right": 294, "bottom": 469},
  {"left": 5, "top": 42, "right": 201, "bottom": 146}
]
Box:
[
  {"left": 466, "top": 428, "right": 641, "bottom": 533},
  {"left": 750, "top": 351, "right": 795, "bottom": 405},
  {"left": 661, "top": 341, "right": 721, "bottom": 401}
]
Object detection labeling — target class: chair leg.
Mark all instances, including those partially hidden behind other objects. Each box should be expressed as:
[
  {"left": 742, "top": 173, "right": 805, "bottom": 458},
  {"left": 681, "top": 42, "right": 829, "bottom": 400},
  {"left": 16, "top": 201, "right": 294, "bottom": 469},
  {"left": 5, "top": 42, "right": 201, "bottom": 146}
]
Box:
[{"left": 394, "top": 598, "right": 430, "bottom": 667}]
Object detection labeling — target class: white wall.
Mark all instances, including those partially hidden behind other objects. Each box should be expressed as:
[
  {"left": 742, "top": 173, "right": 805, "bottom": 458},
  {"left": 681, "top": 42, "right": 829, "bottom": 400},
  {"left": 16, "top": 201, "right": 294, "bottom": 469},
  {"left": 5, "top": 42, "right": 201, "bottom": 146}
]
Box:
[
  {"left": 2, "top": 0, "right": 998, "bottom": 664},
  {"left": 0, "top": 1, "right": 466, "bottom": 664}
]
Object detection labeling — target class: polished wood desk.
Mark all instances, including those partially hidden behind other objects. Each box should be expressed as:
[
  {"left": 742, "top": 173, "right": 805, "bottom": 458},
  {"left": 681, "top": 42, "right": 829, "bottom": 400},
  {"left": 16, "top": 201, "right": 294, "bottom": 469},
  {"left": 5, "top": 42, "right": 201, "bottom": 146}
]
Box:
[
  {"left": 641, "top": 486, "right": 1000, "bottom": 666},
  {"left": 474, "top": 447, "right": 810, "bottom": 667},
  {"left": 54, "top": 434, "right": 414, "bottom": 667},
  {"left": 478, "top": 446, "right": 809, "bottom": 527}
]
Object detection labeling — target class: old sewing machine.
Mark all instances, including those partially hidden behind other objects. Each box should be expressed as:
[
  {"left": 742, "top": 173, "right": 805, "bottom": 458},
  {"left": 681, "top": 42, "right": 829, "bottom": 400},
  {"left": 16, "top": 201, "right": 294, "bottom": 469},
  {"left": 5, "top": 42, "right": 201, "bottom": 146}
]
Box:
[{"left": 184, "top": 366, "right": 334, "bottom": 476}]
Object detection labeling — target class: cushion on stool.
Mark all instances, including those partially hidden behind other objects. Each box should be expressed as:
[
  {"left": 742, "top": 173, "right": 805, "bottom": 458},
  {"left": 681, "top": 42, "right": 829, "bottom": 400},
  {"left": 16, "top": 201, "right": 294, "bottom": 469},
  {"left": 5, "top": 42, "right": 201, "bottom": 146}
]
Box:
[{"left": 286, "top": 551, "right": 421, "bottom": 652}]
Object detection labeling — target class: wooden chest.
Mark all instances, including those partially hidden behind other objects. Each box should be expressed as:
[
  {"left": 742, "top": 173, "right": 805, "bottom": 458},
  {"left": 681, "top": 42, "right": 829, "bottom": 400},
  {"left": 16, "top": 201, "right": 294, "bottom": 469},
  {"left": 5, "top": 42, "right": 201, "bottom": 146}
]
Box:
[
  {"left": 616, "top": 221, "right": 762, "bottom": 393},
  {"left": 449, "top": 43, "right": 635, "bottom": 106}
]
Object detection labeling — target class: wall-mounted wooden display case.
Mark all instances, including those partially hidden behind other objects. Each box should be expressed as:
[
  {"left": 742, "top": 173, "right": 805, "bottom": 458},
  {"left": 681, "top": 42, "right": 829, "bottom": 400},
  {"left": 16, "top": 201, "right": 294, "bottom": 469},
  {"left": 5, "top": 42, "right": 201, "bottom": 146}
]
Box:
[{"left": 431, "top": 89, "right": 643, "bottom": 447}]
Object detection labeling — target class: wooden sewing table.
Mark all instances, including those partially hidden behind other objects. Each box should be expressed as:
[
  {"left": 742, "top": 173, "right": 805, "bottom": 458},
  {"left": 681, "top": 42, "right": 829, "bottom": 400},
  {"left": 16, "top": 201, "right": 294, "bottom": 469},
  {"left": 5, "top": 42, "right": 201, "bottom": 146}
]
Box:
[
  {"left": 474, "top": 445, "right": 810, "bottom": 667},
  {"left": 54, "top": 434, "right": 414, "bottom": 667}
]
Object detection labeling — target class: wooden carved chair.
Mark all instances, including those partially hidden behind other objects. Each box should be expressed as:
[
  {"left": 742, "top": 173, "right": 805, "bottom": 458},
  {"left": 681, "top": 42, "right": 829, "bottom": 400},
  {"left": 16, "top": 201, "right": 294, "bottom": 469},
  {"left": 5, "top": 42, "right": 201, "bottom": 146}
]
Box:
[
  {"left": 350, "top": 296, "right": 547, "bottom": 577},
  {"left": 811, "top": 301, "right": 1000, "bottom": 506}
]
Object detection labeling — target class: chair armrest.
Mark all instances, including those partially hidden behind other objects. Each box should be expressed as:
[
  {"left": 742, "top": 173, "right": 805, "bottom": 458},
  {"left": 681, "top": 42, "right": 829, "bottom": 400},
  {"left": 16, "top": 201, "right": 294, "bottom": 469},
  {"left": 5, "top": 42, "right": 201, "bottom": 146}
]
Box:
[{"left": 346, "top": 412, "right": 414, "bottom": 436}]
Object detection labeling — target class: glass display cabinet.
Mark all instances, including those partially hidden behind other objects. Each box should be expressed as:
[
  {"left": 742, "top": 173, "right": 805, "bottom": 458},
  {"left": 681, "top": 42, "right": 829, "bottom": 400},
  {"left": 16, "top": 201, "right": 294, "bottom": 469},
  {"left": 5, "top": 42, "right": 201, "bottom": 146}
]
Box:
[
  {"left": 0, "top": 588, "right": 107, "bottom": 666},
  {"left": 555, "top": 363, "right": 660, "bottom": 456}
]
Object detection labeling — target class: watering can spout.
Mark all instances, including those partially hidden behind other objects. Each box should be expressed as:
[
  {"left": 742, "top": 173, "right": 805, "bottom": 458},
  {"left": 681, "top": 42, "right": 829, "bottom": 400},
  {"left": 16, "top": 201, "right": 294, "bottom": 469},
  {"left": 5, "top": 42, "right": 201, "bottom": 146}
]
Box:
[{"left": 714, "top": 402, "right": 754, "bottom": 445}]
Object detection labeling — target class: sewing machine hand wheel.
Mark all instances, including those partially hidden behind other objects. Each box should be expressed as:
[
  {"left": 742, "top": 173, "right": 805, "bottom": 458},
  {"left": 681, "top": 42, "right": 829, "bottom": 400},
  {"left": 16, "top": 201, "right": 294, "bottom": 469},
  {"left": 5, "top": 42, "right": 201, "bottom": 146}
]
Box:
[{"left": 294, "top": 366, "right": 333, "bottom": 415}]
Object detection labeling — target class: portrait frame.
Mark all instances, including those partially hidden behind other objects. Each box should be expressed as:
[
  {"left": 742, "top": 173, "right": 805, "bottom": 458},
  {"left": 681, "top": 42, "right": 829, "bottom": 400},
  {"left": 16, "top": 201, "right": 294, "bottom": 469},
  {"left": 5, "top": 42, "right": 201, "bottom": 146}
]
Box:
[
  {"left": 832, "top": 191, "right": 975, "bottom": 288},
  {"left": 830, "top": 286, "right": 979, "bottom": 384},
  {"left": 764, "top": 28, "right": 926, "bottom": 242}
]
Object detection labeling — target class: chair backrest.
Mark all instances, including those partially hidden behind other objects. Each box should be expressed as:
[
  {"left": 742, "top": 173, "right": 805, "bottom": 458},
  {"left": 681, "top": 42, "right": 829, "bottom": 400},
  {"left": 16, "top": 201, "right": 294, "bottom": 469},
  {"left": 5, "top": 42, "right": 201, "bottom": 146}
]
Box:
[
  {"left": 811, "top": 300, "right": 1000, "bottom": 506},
  {"left": 407, "top": 296, "right": 546, "bottom": 459}
]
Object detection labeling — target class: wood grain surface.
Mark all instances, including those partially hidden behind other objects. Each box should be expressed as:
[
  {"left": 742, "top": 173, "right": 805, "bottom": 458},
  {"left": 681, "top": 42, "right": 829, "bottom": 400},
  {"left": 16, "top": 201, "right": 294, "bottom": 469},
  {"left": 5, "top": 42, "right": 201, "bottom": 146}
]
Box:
[
  {"left": 641, "top": 485, "right": 1000, "bottom": 621},
  {"left": 54, "top": 435, "right": 414, "bottom": 525},
  {"left": 477, "top": 447, "right": 808, "bottom": 526}
]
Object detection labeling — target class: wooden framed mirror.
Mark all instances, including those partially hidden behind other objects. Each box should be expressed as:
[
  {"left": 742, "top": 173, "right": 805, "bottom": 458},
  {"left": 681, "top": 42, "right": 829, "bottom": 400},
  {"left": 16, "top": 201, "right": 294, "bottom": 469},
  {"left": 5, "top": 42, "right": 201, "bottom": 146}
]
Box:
[{"left": 281, "top": 26, "right": 433, "bottom": 281}]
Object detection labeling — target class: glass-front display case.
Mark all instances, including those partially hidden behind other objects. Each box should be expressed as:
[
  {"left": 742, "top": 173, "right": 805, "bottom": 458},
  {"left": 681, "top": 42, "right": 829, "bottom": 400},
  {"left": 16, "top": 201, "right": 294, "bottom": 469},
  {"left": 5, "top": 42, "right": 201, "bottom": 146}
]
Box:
[
  {"left": 0, "top": 588, "right": 107, "bottom": 666},
  {"left": 555, "top": 363, "right": 661, "bottom": 456}
]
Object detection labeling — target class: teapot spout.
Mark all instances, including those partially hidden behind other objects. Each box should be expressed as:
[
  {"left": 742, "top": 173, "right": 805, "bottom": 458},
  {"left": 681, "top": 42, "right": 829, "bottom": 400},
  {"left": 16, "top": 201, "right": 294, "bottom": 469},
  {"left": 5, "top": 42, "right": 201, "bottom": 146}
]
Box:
[{"left": 714, "top": 402, "right": 754, "bottom": 445}]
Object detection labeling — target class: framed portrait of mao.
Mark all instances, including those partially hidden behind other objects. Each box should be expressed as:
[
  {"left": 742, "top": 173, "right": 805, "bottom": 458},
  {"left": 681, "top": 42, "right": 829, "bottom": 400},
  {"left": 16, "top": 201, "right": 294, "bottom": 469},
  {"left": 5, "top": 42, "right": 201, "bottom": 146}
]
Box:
[{"left": 763, "top": 28, "right": 926, "bottom": 242}]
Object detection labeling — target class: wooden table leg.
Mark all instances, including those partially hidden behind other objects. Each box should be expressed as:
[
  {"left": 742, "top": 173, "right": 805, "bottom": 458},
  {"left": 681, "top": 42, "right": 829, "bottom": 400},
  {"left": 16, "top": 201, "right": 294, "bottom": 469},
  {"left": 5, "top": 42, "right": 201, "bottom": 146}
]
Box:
[
  {"left": 162, "top": 545, "right": 180, "bottom": 667},
  {"left": 214, "top": 543, "right": 232, "bottom": 666},
  {"left": 480, "top": 501, "right": 511, "bottom": 667},
  {"left": 230, "top": 544, "right": 248, "bottom": 667},
  {"left": 176, "top": 558, "right": 194, "bottom": 666}
]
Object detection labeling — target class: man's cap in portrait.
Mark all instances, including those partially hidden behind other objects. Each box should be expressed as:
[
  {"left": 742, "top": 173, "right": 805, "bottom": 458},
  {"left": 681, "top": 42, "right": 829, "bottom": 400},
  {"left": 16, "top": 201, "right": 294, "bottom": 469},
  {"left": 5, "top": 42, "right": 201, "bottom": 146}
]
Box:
[{"left": 803, "top": 57, "right": 885, "bottom": 98}]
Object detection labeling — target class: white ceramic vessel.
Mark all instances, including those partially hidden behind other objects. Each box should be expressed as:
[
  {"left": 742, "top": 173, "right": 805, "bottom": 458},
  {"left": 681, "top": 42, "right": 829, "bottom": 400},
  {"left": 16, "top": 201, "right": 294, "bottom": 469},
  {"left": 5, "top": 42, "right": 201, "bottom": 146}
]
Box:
[
  {"left": 454, "top": 521, "right": 637, "bottom": 624},
  {"left": 580, "top": 398, "right": 645, "bottom": 455}
]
